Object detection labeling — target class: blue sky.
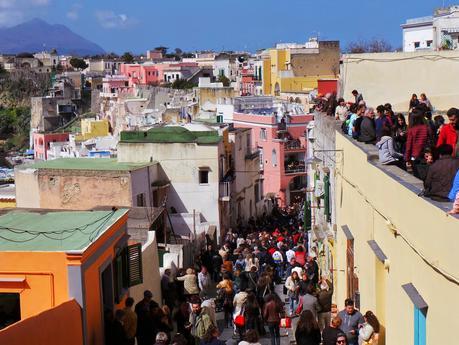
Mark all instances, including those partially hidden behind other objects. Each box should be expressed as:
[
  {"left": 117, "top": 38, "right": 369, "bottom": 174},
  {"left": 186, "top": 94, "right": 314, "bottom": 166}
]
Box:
[{"left": 1, "top": 0, "right": 454, "bottom": 53}]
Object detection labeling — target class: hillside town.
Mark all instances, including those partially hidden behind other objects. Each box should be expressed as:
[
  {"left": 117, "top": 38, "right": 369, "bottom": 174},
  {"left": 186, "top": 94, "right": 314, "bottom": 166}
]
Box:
[{"left": 0, "top": 3, "right": 458, "bottom": 345}]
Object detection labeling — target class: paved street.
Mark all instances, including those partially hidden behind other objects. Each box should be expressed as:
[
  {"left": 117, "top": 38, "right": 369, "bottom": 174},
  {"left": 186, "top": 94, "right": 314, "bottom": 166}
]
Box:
[{"left": 215, "top": 283, "right": 298, "bottom": 345}]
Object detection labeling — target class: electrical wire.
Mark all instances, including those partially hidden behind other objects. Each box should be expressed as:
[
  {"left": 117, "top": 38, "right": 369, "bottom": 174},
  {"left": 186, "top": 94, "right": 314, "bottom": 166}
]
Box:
[
  {"left": 0, "top": 210, "right": 117, "bottom": 244},
  {"left": 336, "top": 168, "right": 459, "bottom": 286}
]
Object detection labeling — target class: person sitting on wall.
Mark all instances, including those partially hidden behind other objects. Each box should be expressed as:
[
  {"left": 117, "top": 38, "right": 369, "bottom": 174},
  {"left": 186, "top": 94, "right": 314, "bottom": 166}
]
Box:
[{"left": 424, "top": 144, "right": 459, "bottom": 201}]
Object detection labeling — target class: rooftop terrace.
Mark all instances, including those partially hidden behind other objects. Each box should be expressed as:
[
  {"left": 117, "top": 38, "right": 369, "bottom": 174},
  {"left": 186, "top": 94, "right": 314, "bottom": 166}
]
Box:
[
  {"left": 27, "top": 158, "right": 156, "bottom": 171},
  {"left": 0, "top": 208, "right": 128, "bottom": 251},
  {"left": 120, "top": 126, "right": 221, "bottom": 144}
]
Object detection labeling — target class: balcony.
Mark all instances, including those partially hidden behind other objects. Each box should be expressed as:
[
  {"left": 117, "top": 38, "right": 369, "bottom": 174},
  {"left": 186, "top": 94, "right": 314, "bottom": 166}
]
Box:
[
  {"left": 284, "top": 160, "right": 306, "bottom": 175},
  {"left": 219, "top": 181, "right": 231, "bottom": 201},
  {"left": 245, "top": 148, "right": 259, "bottom": 160},
  {"left": 284, "top": 139, "right": 305, "bottom": 151}
]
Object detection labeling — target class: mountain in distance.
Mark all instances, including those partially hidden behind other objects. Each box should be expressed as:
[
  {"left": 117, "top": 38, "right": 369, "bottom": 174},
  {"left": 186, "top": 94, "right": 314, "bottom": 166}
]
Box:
[{"left": 0, "top": 18, "right": 105, "bottom": 56}]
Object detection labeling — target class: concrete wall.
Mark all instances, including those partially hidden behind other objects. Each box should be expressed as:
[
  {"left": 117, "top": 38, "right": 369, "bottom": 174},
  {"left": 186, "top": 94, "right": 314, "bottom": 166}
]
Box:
[
  {"left": 340, "top": 51, "right": 459, "bottom": 111},
  {"left": 14, "top": 168, "right": 41, "bottom": 208},
  {"left": 334, "top": 130, "right": 459, "bottom": 345},
  {"left": 118, "top": 142, "right": 222, "bottom": 237},
  {"left": 0, "top": 300, "right": 83, "bottom": 345},
  {"left": 15, "top": 167, "right": 156, "bottom": 210},
  {"left": 290, "top": 41, "right": 340, "bottom": 77},
  {"left": 129, "top": 231, "right": 161, "bottom": 307}
]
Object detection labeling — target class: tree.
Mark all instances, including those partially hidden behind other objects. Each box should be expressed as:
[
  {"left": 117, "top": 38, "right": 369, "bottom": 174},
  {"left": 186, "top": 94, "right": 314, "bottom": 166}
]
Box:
[
  {"left": 154, "top": 46, "right": 168, "bottom": 55},
  {"left": 171, "top": 79, "right": 196, "bottom": 89},
  {"left": 121, "top": 52, "right": 134, "bottom": 63},
  {"left": 218, "top": 75, "right": 231, "bottom": 87},
  {"left": 345, "top": 38, "right": 392, "bottom": 53},
  {"left": 69, "top": 57, "right": 88, "bottom": 70},
  {"left": 174, "top": 48, "right": 183, "bottom": 56}
]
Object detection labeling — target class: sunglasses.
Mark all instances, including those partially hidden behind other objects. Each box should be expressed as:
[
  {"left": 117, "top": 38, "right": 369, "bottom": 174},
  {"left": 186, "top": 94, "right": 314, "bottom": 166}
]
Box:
[{"left": 337, "top": 341, "right": 346, "bottom": 344}]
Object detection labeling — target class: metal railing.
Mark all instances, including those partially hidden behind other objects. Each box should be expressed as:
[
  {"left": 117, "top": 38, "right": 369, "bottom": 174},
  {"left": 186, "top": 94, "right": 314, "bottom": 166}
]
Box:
[
  {"left": 284, "top": 139, "right": 304, "bottom": 151},
  {"left": 284, "top": 161, "right": 306, "bottom": 174}
]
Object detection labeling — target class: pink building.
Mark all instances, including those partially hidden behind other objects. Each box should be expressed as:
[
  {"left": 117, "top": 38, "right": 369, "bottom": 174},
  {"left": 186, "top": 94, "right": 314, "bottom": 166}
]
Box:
[
  {"left": 119, "top": 63, "right": 161, "bottom": 86},
  {"left": 102, "top": 75, "right": 132, "bottom": 96},
  {"left": 33, "top": 132, "right": 70, "bottom": 160},
  {"left": 232, "top": 110, "right": 312, "bottom": 207}
]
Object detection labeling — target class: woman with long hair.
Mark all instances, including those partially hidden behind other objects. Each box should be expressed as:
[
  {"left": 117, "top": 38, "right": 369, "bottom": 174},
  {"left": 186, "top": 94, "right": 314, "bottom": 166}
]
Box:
[
  {"left": 405, "top": 110, "right": 432, "bottom": 177},
  {"left": 245, "top": 291, "right": 261, "bottom": 333},
  {"left": 216, "top": 273, "right": 234, "bottom": 328},
  {"left": 284, "top": 271, "right": 300, "bottom": 316},
  {"left": 295, "top": 310, "right": 321, "bottom": 345},
  {"left": 358, "top": 311, "right": 380, "bottom": 345},
  {"left": 393, "top": 113, "right": 407, "bottom": 153},
  {"left": 263, "top": 293, "right": 284, "bottom": 345}
]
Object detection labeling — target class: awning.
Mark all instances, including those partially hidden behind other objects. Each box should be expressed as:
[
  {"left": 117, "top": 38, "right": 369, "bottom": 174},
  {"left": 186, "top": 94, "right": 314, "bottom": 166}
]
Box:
[
  {"left": 402, "top": 283, "right": 428, "bottom": 310},
  {"left": 367, "top": 240, "right": 388, "bottom": 263},
  {"left": 341, "top": 225, "right": 354, "bottom": 240}
]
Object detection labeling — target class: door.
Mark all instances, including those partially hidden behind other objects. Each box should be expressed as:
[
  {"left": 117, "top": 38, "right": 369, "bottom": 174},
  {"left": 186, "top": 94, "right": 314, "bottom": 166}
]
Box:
[
  {"left": 414, "top": 307, "right": 426, "bottom": 345},
  {"left": 346, "top": 239, "right": 359, "bottom": 307},
  {"left": 101, "top": 264, "right": 114, "bottom": 312}
]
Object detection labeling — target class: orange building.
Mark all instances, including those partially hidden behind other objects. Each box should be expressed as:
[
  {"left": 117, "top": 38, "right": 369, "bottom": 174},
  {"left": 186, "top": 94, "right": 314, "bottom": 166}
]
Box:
[{"left": 0, "top": 208, "right": 143, "bottom": 345}]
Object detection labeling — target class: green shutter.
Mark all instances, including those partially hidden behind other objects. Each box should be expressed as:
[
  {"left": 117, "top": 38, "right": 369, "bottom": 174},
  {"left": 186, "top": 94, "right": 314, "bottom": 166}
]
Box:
[
  {"left": 324, "top": 174, "right": 331, "bottom": 223},
  {"left": 304, "top": 199, "right": 311, "bottom": 231},
  {"left": 126, "top": 243, "right": 143, "bottom": 287}
]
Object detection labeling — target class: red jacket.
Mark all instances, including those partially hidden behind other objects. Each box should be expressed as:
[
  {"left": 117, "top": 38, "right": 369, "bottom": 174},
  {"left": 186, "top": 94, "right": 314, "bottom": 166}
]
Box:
[
  {"left": 405, "top": 124, "right": 431, "bottom": 161},
  {"left": 437, "top": 124, "right": 458, "bottom": 156}
]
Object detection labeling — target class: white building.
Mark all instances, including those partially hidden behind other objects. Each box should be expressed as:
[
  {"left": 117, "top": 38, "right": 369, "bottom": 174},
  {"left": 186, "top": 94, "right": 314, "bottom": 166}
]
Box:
[{"left": 402, "top": 6, "right": 459, "bottom": 51}]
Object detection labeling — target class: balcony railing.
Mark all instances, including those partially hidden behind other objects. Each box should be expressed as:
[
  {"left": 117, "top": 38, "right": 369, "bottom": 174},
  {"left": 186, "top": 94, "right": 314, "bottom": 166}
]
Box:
[
  {"left": 219, "top": 181, "right": 231, "bottom": 201},
  {"left": 285, "top": 161, "right": 306, "bottom": 174},
  {"left": 284, "top": 139, "right": 305, "bottom": 151}
]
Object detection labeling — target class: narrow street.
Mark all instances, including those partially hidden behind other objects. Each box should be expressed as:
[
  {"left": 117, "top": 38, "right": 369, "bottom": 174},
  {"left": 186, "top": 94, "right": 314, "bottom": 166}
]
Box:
[{"left": 216, "top": 283, "right": 298, "bottom": 345}]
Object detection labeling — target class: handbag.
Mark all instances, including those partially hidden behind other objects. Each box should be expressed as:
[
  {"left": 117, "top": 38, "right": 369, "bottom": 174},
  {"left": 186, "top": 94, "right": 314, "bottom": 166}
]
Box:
[
  {"left": 234, "top": 306, "right": 246, "bottom": 328},
  {"left": 279, "top": 317, "right": 292, "bottom": 328}
]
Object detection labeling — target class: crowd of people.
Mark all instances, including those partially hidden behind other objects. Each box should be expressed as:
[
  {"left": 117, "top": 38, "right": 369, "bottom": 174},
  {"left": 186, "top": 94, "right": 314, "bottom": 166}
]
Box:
[
  {"left": 333, "top": 90, "right": 459, "bottom": 214},
  {"left": 104, "top": 207, "right": 380, "bottom": 345}
]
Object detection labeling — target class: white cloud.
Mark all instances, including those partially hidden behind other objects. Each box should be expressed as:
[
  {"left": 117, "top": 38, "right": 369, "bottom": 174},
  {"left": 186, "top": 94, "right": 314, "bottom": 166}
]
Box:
[
  {"left": 67, "top": 3, "right": 82, "bottom": 21},
  {"left": 95, "top": 10, "right": 137, "bottom": 29},
  {"left": 0, "top": 0, "right": 50, "bottom": 26}
]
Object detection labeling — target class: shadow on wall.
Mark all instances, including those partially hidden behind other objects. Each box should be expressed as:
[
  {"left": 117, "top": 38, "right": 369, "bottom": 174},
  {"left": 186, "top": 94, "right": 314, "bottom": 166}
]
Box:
[{"left": 166, "top": 184, "right": 188, "bottom": 213}]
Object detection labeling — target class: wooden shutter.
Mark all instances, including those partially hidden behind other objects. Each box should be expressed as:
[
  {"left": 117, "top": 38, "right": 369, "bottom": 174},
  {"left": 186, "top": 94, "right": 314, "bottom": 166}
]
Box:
[{"left": 126, "top": 243, "right": 143, "bottom": 287}]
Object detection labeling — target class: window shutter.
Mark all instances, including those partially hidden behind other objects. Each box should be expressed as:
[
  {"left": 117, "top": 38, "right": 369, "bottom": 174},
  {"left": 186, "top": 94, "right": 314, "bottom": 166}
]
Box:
[{"left": 126, "top": 243, "right": 143, "bottom": 287}]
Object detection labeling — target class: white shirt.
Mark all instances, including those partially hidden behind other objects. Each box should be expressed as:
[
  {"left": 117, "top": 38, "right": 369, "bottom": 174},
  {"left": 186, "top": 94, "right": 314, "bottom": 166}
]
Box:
[
  {"left": 198, "top": 271, "right": 211, "bottom": 292},
  {"left": 272, "top": 250, "right": 283, "bottom": 262},
  {"left": 286, "top": 249, "right": 296, "bottom": 263},
  {"left": 335, "top": 105, "right": 349, "bottom": 121}
]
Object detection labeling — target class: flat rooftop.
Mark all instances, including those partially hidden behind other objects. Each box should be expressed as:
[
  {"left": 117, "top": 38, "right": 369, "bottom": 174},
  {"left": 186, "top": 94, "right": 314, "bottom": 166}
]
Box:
[
  {"left": 27, "top": 158, "right": 156, "bottom": 171},
  {"left": 0, "top": 208, "right": 128, "bottom": 251},
  {"left": 120, "top": 126, "right": 221, "bottom": 144}
]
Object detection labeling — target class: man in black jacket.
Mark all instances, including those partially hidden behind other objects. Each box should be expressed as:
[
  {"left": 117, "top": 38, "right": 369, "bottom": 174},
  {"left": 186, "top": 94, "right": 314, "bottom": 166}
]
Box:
[
  {"left": 424, "top": 144, "right": 459, "bottom": 201},
  {"left": 317, "top": 278, "right": 334, "bottom": 330}
]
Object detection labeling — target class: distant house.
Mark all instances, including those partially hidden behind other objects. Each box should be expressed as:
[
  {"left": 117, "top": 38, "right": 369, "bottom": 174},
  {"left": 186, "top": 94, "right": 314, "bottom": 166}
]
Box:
[{"left": 402, "top": 5, "right": 459, "bottom": 51}]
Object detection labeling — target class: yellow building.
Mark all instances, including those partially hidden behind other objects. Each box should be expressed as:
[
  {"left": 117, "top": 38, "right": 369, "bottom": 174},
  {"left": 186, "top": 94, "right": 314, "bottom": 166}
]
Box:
[
  {"left": 75, "top": 118, "right": 109, "bottom": 141},
  {"left": 262, "top": 40, "right": 339, "bottom": 96},
  {"left": 332, "top": 129, "right": 459, "bottom": 345}
]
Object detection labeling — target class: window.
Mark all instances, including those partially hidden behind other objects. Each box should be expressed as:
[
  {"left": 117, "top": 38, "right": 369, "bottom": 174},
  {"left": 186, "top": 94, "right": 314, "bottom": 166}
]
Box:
[
  {"left": 426, "top": 40, "right": 433, "bottom": 47},
  {"left": 272, "top": 149, "right": 277, "bottom": 166},
  {"left": 199, "top": 168, "right": 209, "bottom": 184},
  {"left": 414, "top": 41, "right": 420, "bottom": 49},
  {"left": 113, "top": 243, "right": 143, "bottom": 303},
  {"left": 136, "top": 193, "right": 145, "bottom": 207},
  {"left": 260, "top": 128, "right": 267, "bottom": 140},
  {"left": 0, "top": 293, "right": 21, "bottom": 329}
]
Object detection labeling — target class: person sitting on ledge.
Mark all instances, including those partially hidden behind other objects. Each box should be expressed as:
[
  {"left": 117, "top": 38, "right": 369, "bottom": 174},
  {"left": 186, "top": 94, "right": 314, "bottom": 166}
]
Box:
[{"left": 424, "top": 144, "right": 459, "bottom": 202}]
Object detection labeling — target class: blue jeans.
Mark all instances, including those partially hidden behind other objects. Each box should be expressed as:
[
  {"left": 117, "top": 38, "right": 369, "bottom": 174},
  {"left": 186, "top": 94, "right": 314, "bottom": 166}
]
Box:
[
  {"left": 289, "top": 296, "right": 298, "bottom": 315},
  {"left": 268, "top": 323, "right": 280, "bottom": 345}
]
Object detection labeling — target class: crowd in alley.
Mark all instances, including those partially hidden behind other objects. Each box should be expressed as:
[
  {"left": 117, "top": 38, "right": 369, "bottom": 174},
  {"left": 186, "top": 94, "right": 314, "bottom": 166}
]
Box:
[{"left": 105, "top": 206, "right": 380, "bottom": 345}]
